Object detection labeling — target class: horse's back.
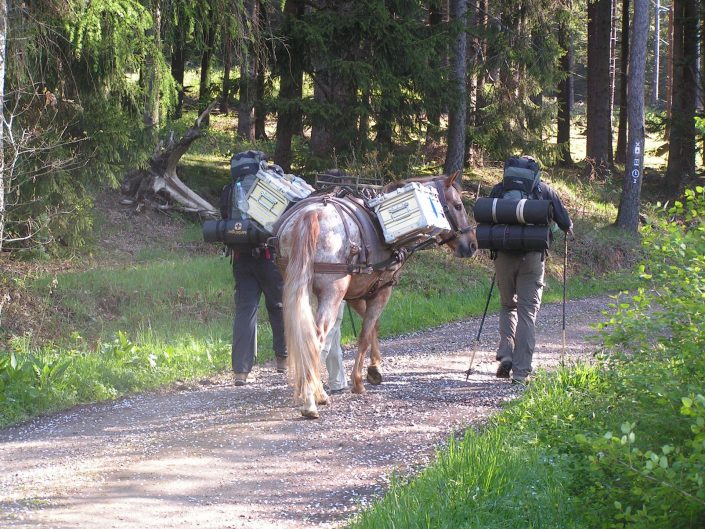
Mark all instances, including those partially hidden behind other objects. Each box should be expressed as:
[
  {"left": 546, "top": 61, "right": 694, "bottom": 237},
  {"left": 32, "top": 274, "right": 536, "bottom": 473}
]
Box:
[{"left": 276, "top": 193, "right": 390, "bottom": 268}]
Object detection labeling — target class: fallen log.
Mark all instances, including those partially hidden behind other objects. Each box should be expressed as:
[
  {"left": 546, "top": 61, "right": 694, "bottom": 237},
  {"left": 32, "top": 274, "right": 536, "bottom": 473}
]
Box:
[{"left": 121, "top": 102, "right": 219, "bottom": 218}]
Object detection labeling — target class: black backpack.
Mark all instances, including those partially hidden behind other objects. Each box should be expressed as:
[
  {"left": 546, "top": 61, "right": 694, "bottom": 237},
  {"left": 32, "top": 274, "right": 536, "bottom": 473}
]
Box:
[
  {"left": 473, "top": 155, "right": 553, "bottom": 252},
  {"left": 220, "top": 150, "right": 268, "bottom": 220},
  {"left": 502, "top": 155, "right": 541, "bottom": 200}
]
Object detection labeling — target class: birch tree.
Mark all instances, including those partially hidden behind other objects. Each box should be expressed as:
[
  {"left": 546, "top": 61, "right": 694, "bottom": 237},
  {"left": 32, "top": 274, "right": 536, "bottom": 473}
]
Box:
[{"left": 0, "top": 0, "right": 6, "bottom": 252}]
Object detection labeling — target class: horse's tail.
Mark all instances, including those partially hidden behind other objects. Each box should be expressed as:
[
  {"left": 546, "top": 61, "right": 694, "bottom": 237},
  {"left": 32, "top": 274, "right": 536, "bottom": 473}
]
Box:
[{"left": 284, "top": 209, "right": 325, "bottom": 402}]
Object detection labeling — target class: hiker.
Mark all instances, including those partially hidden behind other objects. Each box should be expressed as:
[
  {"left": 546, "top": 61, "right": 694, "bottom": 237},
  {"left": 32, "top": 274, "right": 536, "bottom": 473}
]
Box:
[
  {"left": 489, "top": 156, "right": 573, "bottom": 385},
  {"left": 320, "top": 301, "right": 348, "bottom": 394},
  {"left": 226, "top": 151, "right": 288, "bottom": 386}
]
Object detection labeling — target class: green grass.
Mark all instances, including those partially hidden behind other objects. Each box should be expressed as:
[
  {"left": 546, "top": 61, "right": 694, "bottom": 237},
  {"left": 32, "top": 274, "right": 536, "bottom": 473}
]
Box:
[{"left": 350, "top": 366, "right": 599, "bottom": 529}]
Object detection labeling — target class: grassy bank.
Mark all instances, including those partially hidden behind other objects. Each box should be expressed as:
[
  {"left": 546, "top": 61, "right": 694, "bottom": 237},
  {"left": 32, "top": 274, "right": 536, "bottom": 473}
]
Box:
[{"left": 349, "top": 188, "right": 705, "bottom": 529}]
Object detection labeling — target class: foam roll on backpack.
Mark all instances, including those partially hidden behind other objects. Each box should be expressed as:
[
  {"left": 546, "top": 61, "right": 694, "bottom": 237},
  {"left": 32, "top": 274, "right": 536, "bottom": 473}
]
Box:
[
  {"left": 475, "top": 224, "right": 551, "bottom": 252},
  {"left": 474, "top": 197, "right": 554, "bottom": 225}
]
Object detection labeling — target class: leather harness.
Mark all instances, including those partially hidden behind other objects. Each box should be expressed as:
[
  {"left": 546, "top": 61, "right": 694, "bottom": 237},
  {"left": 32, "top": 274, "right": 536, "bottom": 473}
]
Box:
[{"left": 270, "top": 182, "right": 470, "bottom": 300}]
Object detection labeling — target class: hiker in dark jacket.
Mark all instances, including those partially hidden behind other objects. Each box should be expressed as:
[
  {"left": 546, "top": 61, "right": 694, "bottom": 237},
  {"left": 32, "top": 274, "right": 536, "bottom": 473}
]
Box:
[{"left": 489, "top": 172, "right": 573, "bottom": 385}]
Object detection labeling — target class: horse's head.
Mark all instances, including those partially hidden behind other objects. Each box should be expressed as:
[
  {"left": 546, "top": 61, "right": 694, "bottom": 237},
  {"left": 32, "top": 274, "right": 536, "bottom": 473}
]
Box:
[{"left": 433, "top": 172, "right": 477, "bottom": 258}]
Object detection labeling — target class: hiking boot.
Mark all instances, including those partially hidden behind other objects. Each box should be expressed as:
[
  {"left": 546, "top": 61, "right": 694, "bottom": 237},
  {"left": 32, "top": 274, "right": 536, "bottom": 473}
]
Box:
[
  {"left": 234, "top": 372, "right": 248, "bottom": 386},
  {"left": 275, "top": 356, "right": 288, "bottom": 373},
  {"left": 495, "top": 361, "right": 512, "bottom": 379},
  {"left": 511, "top": 377, "right": 529, "bottom": 387}
]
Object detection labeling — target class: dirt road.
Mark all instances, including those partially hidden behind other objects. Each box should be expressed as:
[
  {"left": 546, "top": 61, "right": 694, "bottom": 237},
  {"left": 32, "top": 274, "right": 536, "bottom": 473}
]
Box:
[{"left": 0, "top": 296, "right": 608, "bottom": 529}]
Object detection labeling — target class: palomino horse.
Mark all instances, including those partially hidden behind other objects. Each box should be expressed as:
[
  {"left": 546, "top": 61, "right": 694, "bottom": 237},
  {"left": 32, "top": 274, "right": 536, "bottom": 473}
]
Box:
[{"left": 274, "top": 173, "right": 477, "bottom": 418}]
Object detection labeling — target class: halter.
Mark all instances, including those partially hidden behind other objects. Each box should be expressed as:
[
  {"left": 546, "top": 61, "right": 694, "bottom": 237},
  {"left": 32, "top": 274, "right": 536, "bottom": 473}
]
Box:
[{"left": 432, "top": 178, "right": 475, "bottom": 246}]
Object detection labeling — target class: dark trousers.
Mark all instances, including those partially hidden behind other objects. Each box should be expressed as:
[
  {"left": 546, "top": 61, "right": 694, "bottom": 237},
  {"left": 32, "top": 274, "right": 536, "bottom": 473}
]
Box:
[{"left": 232, "top": 252, "right": 287, "bottom": 374}]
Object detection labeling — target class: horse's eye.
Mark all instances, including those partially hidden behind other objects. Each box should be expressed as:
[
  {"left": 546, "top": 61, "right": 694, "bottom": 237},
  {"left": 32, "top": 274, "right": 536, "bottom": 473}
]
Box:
[{"left": 454, "top": 204, "right": 463, "bottom": 211}]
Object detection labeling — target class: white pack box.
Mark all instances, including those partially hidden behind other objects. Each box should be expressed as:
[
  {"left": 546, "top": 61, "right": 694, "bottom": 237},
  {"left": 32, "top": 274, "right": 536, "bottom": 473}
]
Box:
[
  {"left": 367, "top": 182, "right": 451, "bottom": 245},
  {"left": 244, "top": 169, "right": 315, "bottom": 232}
]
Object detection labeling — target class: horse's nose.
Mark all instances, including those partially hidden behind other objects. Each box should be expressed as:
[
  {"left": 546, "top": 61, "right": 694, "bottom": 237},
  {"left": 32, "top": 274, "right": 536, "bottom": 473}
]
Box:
[{"left": 456, "top": 238, "right": 476, "bottom": 258}]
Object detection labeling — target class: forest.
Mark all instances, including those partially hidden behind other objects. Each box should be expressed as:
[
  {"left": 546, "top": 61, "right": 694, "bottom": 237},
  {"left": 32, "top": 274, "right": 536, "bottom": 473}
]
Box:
[
  {"left": 0, "top": 0, "right": 702, "bottom": 253},
  {"left": 1, "top": 1, "right": 705, "bottom": 528}
]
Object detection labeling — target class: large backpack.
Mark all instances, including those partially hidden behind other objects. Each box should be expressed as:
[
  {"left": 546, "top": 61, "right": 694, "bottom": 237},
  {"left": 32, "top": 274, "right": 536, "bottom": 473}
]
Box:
[
  {"left": 473, "top": 155, "right": 553, "bottom": 252},
  {"left": 220, "top": 150, "right": 268, "bottom": 220},
  {"left": 502, "top": 155, "right": 541, "bottom": 200}
]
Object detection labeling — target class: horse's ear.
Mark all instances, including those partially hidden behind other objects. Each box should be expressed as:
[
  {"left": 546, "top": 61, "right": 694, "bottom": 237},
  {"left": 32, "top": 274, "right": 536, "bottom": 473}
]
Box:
[{"left": 445, "top": 170, "right": 461, "bottom": 188}]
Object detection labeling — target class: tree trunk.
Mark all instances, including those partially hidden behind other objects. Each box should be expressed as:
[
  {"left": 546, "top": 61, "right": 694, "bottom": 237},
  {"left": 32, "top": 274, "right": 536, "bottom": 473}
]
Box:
[
  {"left": 221, "top": 31, "right": 232, "bottom": 115},
  {"left": 557, "top": 2, "right": 574, "bottom": 167},
  {"left": 121, "top": 103, "right": 219, "bottom": 217},
  {"left": 615, "top": 0, "right": 630, "bottom": 164},
  {"left": 616, "top": 0, "right": 648, "bottom": 231},
  {"left": 425, "top": 0, "right": 445, "bottom": 146},
  {"left": 143, "top": 1, "right": 161, "bottom": 135},
  {"left": 474, "top": 0, "right": 488, "bottom": 167},
  {"left": 465, "top": 0, "right": 479, "bottom": 166},
  {"left": 310, "top": 68, "right": 357, "bottom": 158},
  {"left": 444, "top": 0, "right": 468, "bottom": 177},
  {"left": 198, "top": 11, "right": 217, "bottom": 128},
  {"left": 238, "top": 0, "right": 259, "bottom": 140},
  {"left": 666, "top": 4, "right": 673, "bottom": 126},
  {"left": 651, "top": 0, "right": 661, "bottom": 106},
  {"left": 273, "top": 0, "right": 304, "bottom": 172},
  {"left": 665, "top": 0, "right": 697, "bottom": 190},
  {"left": 170, "top": 7, "right": 186, "bottom": 120},
  {"left": 255, "top": 59, "right": 267, "bottom": 140},
  {"left": 0, "top": 0, "right": 6, "bottom": 253},
  {"left": 609, "top": 0, "right": 617, "bottom": 149},
  {"left": 586, "top": 0, "right": 614, "bottom": 176}
]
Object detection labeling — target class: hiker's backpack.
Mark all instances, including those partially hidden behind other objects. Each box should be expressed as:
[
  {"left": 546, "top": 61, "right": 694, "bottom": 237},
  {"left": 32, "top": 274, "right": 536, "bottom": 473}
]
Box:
[
  {"left": 473, "top": 155, "right": 554, "bottom": 252},
  {"left": 502, "top": 155, "right": 541, "bottom": 200},
  {"left": 220, "top": 150, "right": 268, "bottom": 220}
]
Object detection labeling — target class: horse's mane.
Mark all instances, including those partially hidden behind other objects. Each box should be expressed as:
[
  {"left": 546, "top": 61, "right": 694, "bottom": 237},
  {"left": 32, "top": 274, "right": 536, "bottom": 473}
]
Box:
[{"left": 382, "top": 175, "right": 459, "bottom": 193}]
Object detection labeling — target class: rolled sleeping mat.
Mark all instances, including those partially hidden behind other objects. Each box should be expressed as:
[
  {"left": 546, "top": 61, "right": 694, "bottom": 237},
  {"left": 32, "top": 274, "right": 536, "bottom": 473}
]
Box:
[
  {"left": 473, "top": 198, "right": 554, "bottom": 225},
  {"left": 202, "top": 218, "right": 271, "bottom": 245},
  {"left": 476, "top": 223, "right": 551, "bottom": 252}
]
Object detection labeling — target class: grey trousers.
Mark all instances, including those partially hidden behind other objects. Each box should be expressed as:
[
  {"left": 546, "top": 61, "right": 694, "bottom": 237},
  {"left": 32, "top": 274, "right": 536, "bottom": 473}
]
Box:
[
  {"left": 320, "top": 301, "right": 347, "bottom": 391},
  {"left": 494, "top": 251, "right": 545, "bottom": 381},
  {"left": 232, "top": 253, "right": 286, "bottom": 374}
]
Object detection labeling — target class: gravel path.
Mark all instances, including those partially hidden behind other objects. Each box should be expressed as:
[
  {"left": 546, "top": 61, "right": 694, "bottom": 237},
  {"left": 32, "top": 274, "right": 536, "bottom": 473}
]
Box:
[{"left": 0, "top": 296, "right": 610, "bottom": 529}]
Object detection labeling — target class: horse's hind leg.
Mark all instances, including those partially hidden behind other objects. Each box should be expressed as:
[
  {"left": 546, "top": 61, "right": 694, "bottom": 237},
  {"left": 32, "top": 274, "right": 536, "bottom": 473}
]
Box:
[{"left": 348, "top": 288, "right": 392, "bottom": 393}]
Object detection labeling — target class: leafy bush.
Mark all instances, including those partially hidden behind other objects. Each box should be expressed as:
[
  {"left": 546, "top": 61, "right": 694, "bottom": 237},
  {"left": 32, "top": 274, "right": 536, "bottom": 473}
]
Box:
[{"left": 576, "top": 187, "right": 705, "bottom": 527}]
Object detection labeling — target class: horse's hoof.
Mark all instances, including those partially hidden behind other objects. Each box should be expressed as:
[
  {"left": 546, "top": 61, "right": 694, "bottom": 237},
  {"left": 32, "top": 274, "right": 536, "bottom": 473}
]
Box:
[
  {"left": 317, "top": 395, "right": 330, "bottom": 406},
  {"left": 351, "top": 384, "right": 366, "bottom": 394},
  {"left": 367, "top": 366, "right": 383, "bottom": 385},
  {"left": 301, "top": 409, "right": 320, "bottom": 419}
]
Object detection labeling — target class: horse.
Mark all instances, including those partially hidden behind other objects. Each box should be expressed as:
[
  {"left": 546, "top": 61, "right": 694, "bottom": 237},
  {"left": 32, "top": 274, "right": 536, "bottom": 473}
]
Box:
[{"left": 273, "top": 172, "right": 477, "bottom": 418}]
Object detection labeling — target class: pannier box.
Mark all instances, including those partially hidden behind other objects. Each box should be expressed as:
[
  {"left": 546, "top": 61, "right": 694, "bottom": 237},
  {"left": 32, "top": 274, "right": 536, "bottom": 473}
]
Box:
[
  {"left": 245, "top": 168, "right": 315, "bottom": 232},
  {"left": 367, "top": 182, "right": 451, "bottom": 246}
]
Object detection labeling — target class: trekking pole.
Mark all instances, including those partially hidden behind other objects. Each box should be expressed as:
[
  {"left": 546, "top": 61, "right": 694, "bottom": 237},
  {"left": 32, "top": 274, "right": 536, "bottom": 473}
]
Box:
[
  {"left": 465, "top": 273, "right": 496, "bottom": 380},
  {"left": 560, "top": 232, "right": 568, "bottom": 366}
]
